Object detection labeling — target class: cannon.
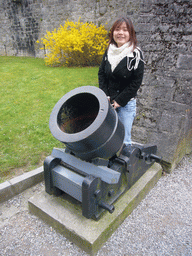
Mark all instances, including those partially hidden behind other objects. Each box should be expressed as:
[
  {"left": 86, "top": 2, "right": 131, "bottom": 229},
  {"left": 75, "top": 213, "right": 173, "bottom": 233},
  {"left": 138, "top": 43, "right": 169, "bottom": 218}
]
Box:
[{"left": 44, "top": 86, "right": 161, "bottom": 219}]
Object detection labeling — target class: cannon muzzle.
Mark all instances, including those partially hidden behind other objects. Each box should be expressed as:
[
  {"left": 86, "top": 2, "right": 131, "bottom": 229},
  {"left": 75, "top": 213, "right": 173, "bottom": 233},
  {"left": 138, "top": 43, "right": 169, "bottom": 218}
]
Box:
[{"left": 49, "top": 86, "right": 125, "bottom": 161}]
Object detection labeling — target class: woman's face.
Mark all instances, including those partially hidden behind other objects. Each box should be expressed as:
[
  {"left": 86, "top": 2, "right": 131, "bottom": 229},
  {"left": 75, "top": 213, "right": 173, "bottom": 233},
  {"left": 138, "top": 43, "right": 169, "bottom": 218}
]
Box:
[{"left": 113, "top": 22, "right": 130, "bottom": 48}]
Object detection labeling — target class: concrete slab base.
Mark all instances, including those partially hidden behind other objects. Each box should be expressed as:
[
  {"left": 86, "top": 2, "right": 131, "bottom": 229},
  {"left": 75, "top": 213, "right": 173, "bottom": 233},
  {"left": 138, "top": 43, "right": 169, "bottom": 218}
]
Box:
[{"left": 28, "top": 163, "right": 162, "bottom": 255}]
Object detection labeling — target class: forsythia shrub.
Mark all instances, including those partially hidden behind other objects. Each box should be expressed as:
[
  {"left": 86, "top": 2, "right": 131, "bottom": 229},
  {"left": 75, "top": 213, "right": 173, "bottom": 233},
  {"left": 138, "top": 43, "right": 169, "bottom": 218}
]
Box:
[{"left": 38, "top": 19, "right": 108, "bottom": 67}]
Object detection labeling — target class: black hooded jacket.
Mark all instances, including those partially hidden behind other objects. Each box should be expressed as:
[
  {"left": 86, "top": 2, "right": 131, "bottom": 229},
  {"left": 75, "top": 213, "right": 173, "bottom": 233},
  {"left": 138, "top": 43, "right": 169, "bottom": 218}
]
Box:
[{"left": 98, "top": 48, "right": 144, "bottom": 107}]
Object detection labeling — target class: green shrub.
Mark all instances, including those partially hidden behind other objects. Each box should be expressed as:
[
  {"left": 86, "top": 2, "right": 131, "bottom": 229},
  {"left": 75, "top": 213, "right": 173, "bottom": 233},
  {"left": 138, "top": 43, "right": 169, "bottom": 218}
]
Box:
[{"left": 38, "top": 19, "right": 108, "bottom": 67}]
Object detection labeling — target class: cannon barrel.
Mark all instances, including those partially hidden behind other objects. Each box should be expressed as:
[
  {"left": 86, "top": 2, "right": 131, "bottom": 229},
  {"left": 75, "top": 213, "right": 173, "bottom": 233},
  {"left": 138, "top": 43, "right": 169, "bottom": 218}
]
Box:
[{"left": 49, "top": 86, "right": 125, "bottom": 161}]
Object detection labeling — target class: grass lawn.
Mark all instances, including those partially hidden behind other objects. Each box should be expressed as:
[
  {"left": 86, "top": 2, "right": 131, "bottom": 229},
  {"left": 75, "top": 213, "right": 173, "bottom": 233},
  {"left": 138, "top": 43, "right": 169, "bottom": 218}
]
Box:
[{"left": 0, "top": 56, "right": 99, "bottom": 182}]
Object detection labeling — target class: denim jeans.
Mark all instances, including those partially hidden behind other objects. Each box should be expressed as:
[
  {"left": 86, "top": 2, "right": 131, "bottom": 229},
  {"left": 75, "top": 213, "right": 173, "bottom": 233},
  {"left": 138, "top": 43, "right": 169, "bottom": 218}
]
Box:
[{"left": 116, "top": 99, "right": 136, "bottom": 145}]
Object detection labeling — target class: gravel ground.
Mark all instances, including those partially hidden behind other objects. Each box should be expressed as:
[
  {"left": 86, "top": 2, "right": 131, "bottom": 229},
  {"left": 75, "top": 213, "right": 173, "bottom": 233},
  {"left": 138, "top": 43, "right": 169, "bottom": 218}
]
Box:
[{"left": 0, "top": 153, "right": 192, "bottom": 256}]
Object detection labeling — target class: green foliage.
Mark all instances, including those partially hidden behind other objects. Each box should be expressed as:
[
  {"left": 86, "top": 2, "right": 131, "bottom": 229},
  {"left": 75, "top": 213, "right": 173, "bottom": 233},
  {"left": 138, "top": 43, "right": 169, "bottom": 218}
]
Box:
[
  {"left": 38, "top": 19, "right": 108, "bottom": 67},
  {"left": 0, "top": 56, "right": 99, "bottom": 182}
]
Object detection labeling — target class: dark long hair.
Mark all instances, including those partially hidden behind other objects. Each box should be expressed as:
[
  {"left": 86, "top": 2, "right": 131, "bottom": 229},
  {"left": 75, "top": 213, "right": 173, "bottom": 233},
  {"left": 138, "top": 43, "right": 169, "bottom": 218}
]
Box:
[{"left": 108, "top": 17, "right": 137, "bottom": 49}]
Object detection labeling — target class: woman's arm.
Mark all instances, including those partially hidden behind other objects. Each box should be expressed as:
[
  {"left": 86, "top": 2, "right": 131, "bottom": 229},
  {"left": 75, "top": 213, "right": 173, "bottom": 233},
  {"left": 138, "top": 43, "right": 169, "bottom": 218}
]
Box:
[{"left": 98, "top": 51, "right": 109, "bottom": 96}]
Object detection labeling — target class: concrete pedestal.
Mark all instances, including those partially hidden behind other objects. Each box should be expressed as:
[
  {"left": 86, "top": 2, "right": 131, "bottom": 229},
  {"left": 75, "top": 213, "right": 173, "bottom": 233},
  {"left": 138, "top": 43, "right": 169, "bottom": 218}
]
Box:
[{"left": 28, "top": 163, "right": 162, "bottom": 255}]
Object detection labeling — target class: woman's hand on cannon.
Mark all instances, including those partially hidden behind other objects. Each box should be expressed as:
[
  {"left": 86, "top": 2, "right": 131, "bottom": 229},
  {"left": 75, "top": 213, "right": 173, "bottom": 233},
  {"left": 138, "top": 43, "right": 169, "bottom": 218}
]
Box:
[{"left": 112, "top": 100, "right": 120, "bottom": 109}]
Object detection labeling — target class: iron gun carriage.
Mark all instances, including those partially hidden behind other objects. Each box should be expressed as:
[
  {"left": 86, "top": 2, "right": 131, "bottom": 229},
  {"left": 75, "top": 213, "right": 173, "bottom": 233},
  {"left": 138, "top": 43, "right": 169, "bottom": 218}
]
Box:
[{"left": 44, "top": 86, "right": 161, "bottom": 219}]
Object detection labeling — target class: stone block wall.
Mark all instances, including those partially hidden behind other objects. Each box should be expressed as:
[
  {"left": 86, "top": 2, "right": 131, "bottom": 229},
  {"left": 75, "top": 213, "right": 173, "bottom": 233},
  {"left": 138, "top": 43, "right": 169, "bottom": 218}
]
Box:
[
  {"left": 0, "top": 0, "right": 191, "bottom": 171},
  {"left": 133, "top": 0, "right": 192, "bottom": 170}
]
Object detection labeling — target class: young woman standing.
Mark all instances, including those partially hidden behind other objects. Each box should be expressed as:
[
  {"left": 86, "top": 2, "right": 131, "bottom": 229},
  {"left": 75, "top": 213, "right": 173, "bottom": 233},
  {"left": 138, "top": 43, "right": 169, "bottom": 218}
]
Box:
[{"left": 98, "top": 17, "right": 145, "bottom": 148}]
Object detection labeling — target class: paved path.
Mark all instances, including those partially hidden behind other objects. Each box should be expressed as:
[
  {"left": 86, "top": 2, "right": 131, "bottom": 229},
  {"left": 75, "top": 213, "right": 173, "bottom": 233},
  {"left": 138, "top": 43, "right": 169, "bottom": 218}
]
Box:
[{"left": 0, "top": 154, "right": 191, "bottom": 256}]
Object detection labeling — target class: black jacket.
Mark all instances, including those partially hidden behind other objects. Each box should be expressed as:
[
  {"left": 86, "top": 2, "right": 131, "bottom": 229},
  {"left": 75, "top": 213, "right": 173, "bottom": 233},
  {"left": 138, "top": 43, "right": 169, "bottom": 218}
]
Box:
[{"left": 98, "top": 48, "right": 144, "bottom": 107}]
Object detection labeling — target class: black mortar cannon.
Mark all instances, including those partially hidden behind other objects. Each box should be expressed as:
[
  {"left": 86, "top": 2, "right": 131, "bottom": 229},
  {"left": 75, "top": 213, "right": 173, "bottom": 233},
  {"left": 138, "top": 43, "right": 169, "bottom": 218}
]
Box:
[{"left": 44, "top": 86, "right": 161, "bottom": 219}]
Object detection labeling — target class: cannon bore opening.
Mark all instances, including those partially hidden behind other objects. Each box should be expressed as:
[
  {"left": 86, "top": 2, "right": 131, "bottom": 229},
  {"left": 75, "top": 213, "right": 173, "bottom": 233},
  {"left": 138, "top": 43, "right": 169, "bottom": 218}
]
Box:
[{"left": 57, "top": 93, "right": 99, "bottom": 134}]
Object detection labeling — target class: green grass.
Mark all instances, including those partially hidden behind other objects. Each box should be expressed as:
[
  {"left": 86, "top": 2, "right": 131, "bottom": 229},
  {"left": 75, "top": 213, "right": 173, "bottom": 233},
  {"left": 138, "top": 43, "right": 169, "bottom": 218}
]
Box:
[{"left": 0, "top": 56, "right": 99, "bottom": 182}]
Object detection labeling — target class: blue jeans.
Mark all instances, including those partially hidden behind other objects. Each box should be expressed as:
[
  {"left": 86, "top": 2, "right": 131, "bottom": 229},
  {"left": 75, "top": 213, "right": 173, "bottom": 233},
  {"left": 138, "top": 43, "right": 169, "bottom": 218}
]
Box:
[{"left": 116, "top": 99, "right": 136, "bottom": 145}]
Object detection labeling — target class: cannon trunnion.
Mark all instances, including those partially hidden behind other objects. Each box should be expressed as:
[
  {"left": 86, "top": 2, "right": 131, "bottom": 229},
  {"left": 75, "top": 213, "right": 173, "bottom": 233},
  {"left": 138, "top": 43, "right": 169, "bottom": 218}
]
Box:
[{"left": 44, "top": 86, "right": 160, "bottom": 220}]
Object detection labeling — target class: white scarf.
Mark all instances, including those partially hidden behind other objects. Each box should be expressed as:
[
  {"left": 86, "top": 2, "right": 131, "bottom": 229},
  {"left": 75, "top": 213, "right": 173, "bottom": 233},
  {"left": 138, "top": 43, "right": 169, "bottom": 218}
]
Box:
[
  {"left": 108, "top": 43, "right": 142, "bottom": 72},
  {"left": 108, "top": 42, "right": 134, "bottom": 72}
]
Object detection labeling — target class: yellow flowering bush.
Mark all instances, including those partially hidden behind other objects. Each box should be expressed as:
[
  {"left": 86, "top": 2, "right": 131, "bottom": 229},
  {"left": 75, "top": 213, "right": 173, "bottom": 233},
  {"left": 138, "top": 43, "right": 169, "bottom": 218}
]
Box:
[{"left": 38, "top": 19, "right": 108, "bottom": 67}]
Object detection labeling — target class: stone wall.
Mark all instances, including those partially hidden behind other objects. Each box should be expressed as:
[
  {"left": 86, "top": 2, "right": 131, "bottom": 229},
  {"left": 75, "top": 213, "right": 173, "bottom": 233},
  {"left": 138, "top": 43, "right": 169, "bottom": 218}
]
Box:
[
  {"left": 0, "top": 0, "right": 191, "bottom": 171},
  {"left": 133, "top": 0, "right": 192, "bottom": 170},
  {"left": 0, "top": 0, "right": 142, "bottom": 57}
]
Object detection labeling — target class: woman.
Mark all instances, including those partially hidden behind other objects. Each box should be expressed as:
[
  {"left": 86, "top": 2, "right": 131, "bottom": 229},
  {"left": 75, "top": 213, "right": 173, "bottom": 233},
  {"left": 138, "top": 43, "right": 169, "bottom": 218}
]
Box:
[{"left": 98, "top": 17, "right": 144, "bottom": 148}]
